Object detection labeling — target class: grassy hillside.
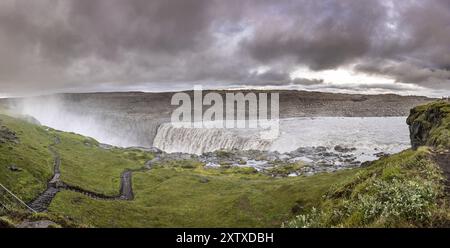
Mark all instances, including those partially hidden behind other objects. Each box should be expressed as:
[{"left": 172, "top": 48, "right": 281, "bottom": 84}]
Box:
[
  {"left": 0, "top": 114, "right": 54, "bottom": 201},
  {"left": 49, "top": 165, "right": 358, "bottom": 227},
  {"left": 54, "top": 131, "right": 152, "bottom": 195},
  {"left": 285, "top": 148, "right": 449, "bottom": 227}
]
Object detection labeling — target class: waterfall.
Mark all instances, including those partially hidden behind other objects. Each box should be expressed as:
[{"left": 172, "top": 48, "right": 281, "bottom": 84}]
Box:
[
  {"left": 153, "top": 117, "right": 410, "bottom": 157},
  {"left": 153, "top": 123, "right": 272, "bottom": 154}
]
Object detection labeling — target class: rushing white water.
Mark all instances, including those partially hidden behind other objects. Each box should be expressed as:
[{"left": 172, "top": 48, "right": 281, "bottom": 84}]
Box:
[
  {"left": 153, "top": 124, "right": 271, "bottom": 154},
  {"left": 272, "top": 117, "right": 409, "bottom": 152},
  {"left": 272, "top": 117, "right": 410, "bottom": 161},
  {"left": 153, "top": 117, "right": 410, "bottom": 159}
]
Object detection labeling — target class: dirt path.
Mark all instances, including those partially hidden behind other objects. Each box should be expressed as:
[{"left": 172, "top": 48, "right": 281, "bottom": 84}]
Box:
[
  {"left": 434, "top": 150, "right": 450, "bottom": 193},
  {"left": 29, "top": 136, "right": 143, "bottom": 212},
  {"left": 29, "top": 137, "right": 61, "bottom": 212},
  {"left": 28, "top": 187, "right": 59, "bottom": 212},
  {"left": 119, "top": 170, "right": 134, "bottom": 200}
]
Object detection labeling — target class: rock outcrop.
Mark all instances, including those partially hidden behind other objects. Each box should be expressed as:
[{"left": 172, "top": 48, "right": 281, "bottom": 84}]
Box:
[
  {"left": 406, "top": 100, "right": 450, "bottom": 149},
  {"left": 0, "top": 123, "right": 18, "bottom": 144}
]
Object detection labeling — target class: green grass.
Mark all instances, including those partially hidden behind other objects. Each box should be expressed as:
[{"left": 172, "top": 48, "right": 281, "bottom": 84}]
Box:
[
  {"left": 264, "top": 162, "right": 305, "bottom": 177},
  {"left": 54, "top": 130, "right": 153, "bottom": 195},
  {"left": 0, "top": 114, "right": 54, "bottom": 202},
  {"left": 285, "top": 148, "right": 450, "bottom": 227},
  {"left": 49, "top": 165, "right": 359, "bottom": 227}
]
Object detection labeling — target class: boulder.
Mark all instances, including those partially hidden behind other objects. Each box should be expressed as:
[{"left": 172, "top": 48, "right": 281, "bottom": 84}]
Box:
[
  {"left": 334, "top": 145, "right": 357, "bottom": 153},
  {"left": 0, "top": 125, "right": 19, "bottom": 144},
  {"left": 8, "top": 164, "right": 23, "bottom": 172},
  {"left": 16, "top": 220, "right": 58, "bottom": 228}
]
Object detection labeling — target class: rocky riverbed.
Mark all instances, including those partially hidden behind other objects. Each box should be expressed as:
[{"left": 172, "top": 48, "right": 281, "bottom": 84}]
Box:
[
  {"left": 127, "top": 144, "right": 395, "bottom": 178},
  {"left": 200, "top": 145, "right": 393, "bottom": 176}
]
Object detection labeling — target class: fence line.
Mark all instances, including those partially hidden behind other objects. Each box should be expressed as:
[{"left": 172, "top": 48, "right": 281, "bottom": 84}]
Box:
[{"left": 0, "top": 183, "right": 36, "bottom": 213}]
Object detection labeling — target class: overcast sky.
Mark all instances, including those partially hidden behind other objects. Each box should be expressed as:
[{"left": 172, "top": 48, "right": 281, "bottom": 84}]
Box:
[{"left": 1, "top": 0, "right": 450, "bottom": 97}]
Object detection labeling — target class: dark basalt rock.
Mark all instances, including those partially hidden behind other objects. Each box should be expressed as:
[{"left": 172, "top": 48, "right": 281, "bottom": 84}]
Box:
[
  {"left": 8, "top": 164, "right": 23, "bottom": 172},
  {"left": 199, "top": 177, "right": 210, "bottom": 183},
  {"left": 406, "top": 100, "right": 450, "bottom": 149},
  {"left": 374, "top": 152, "right": 389, "bottom": 158},
  {"left": 334, "top": 145, "right": 357, "bottom": 153},
  {"left": 0, "top": 125, "right": 19, "bottom": 144},
  {"left": 407, "top": 115, "right": 432, "bottom": 149}
]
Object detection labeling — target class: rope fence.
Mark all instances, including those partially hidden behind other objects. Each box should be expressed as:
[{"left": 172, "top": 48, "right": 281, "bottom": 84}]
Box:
[{"left": 0, "top": 183, "right": 36, "bottom": 213}]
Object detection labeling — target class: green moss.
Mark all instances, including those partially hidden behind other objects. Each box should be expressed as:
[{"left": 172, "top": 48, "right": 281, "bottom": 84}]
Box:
[
  {"left": 154, "top": 159, "right": 203, "bottom": 170},
  {"left": 214, "top": 150, "right": 234, "bottom": 159},
  {"left": 265, "top": 163, "right": 305, "bottom": 177},
  {"left": 222, "top": 167, "right": 258, "bottom": 175}
]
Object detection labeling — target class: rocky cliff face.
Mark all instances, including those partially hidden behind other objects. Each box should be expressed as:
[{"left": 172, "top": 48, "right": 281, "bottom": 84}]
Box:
[{"left": 407, "top": 101, "right": 450, "bottom": 149}]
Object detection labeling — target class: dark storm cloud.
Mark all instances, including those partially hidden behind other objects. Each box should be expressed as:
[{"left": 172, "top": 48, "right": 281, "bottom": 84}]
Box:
[
  {"left": 241, "top": 0, "right": 450, "bottom": 90},
  {"left": 66, "top": 0, "right": 213, "bottom": 59},
  {"left": 0, "top": 0, "right": 449, "bottom": 96},
  {"left": 0, "top": 0, "right": 217, "bottom": 93},
  {"left": 241, "top": 0, "right": 386, "bottom": 70},
  {"left": 355, "top": 60, "right": 450, "bottom": 90}
]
